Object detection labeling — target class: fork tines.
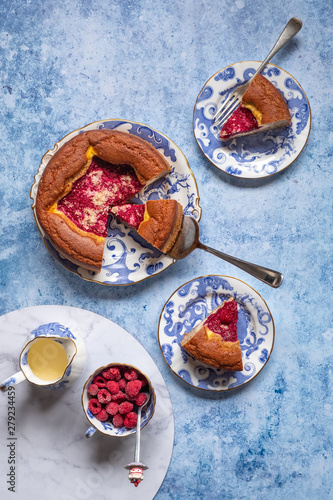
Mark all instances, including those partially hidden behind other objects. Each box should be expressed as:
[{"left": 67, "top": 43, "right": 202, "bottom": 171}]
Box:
[{"left": 213, "top": 95, "right": 241, "bottom": 128}]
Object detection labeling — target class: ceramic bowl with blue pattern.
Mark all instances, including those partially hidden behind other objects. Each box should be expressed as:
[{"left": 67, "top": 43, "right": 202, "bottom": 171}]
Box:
[{"left": 81, "top": 363, "right": 156, "bottom": 438}]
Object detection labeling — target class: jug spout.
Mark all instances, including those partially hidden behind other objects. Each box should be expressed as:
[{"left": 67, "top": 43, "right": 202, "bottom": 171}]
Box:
[
  {"left": 61, "top": 337, "right": 77, "bottom": 363},
  {"left": 50, "top": 337, "right": 77, "bottom": 367}
]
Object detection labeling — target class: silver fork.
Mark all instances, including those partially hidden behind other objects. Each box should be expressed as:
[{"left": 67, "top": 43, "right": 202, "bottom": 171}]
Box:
[{"left": 213, "top": 17, "right": 302, "bottom": 129}]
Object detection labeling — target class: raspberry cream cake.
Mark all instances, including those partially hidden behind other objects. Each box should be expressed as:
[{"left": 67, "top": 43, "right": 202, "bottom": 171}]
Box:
[
  {"left": 36, "top": 129, "right": 171, "bottom": 270},
  {"left": 219, "top": 74, "right": 291, "bottom": 141},
  {"left": 181, "top": 298, "right": 243, "bottom": 371},
  {"left": 111, "top": 199, "right": 183, "bottom": 254}
]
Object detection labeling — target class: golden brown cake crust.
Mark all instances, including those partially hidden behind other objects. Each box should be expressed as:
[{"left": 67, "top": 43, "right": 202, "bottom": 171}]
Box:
[
  {"left": 35, "top": 129, "right": 172, "bottom": 270},
  {"left": 41, "top": 212, "right": 105, "bottom": 271},
  {"left": 86, "top": 129, "right": 171, "bottom": 185},
  {"left": 181, "top": 325, "right": 243, "bottom": 371},
  {"left": 138, "top": 199, "right": 183, "bottom": 254},
  {"left": 242, "top": 74, "right": 291, "bottom": 125}
]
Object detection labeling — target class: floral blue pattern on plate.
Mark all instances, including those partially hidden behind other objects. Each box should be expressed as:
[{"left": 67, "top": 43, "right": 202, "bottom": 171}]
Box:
[
  {"left": 193, "top": 61, "right": 311, "bottom": 179},
  {"left": 31, "top": 119, "right": 201, "bottom": 285},
  {"left": 158, "top": 275, "right": 275, "bottom": 391}
]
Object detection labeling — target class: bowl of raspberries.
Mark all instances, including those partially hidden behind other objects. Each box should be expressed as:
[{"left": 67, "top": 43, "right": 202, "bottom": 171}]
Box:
[{"left": 81, "top": 363, "right": 156, "bottom": 438}]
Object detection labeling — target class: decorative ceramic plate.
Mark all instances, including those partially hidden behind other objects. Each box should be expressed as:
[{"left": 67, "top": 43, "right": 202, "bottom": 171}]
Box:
[
  {"left": 158, "top": 275, "right": 275, "bottom": 391},
  {"left": 193, "top": 61, "right": 311, "bottom": 179},
  {"left": 30, "top": 119, "right": 201, "bottom": 285}
]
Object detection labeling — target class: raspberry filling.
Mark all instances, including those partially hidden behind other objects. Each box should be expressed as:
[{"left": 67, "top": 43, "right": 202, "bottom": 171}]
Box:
[
  {"left": 57, "top": 156, "right": 143, "bottom": 237},
  {"left": 204, "top": 300, "right": 238, "bottom": 342},
  {"left": 219, "top": 105, "right": 258, "bottom": 140},
  {"left": 111, "top": 204, "right": 145, "bottom": 229}
]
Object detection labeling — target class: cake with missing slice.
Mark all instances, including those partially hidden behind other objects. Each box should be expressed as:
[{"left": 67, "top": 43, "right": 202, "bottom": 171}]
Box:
[
  {"left": 111, "top": 199, "right": 183, "bottom": 254},
  {"left": 219, "top": 74, "right": 291, "bottom": 141},
  {"left": 36, "top": 129, "right": 172, "bottom": 271},
  {"left": 181, "top": 298, "right": 243, "bottom": 371}
]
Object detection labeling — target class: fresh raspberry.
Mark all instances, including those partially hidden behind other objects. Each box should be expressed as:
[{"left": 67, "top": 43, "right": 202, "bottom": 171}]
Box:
[
  {"left": 124, "top": 411, "right": 137, "bottom": 428},
  {"left": 108, "top": 367, "right": 121, "bottom": 381},
  {"left": 88, "top": 399, "right": 102, "bottom": 415},
  {"left": 125, "top": 380, "right": 142, "bottom": 398},
  {"left": 118, "top": 378, "right": 127, "bottom": 390},
  {"left": 102, "top": 369, "right": 113, "bottom": 380},
  {"left": 125, "top": 393, "right": 137, "bottom": 402},
  {"left": 87, "top": 384, "right": 99, "bottom": 396},
  {"left": 139, "top": 375, "right": 147, "bottom": 387},
  {"left": 93, "top": 375, "right": 106, "bottom": 388},
  {"left": 119, "top": 401, "right": 134, "bottom": 415},
  {"left": 106, "top": 402, "right": 119, "bottom": 416},
  {"left": 112, "top": 391, "right": 126, "bottom": 403},
  {"left": 96, "top": 408, "right": 108, "bottom": 422},
  {"left": 112, "top": 413, "right": 124, "bottom": 428},
  {"left": 106, "top": 380, "right": 120, "bottom": 394},
  {"left": 124, "top": 368, "right": 138, "bottom": 381},
  {"left": 97, "top": 388, "right": 111, "bottom": 404},
  {"left": 135, "top": 393, "right": 147, "bottom": 407}
]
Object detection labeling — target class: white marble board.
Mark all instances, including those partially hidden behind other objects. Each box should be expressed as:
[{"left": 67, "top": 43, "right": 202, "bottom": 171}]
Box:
[{"left": 0, "top": 305, "right": 174, "bottom": 500}]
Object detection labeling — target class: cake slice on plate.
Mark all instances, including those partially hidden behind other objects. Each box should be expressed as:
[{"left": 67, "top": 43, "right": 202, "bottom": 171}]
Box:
[
  {"left": 181, "top": 298, "right": 243, "bottom": 371},
  {"left": 219, "top": 74, "right": 291, "bottom": 141},
  {"left": 111, "top": 199, "right": 183, "bottom": 254}
]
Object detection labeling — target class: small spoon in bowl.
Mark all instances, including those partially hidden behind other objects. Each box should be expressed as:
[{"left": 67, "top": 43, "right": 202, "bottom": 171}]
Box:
[
  {"left": 124, "top": 392, "right": 150, "bottom": 487},
  {"left": 134, "top": 392, "right": 150, "bottom": 463},
  {"left": 168, "top": 215, "right": 283, "bottom": 288}
]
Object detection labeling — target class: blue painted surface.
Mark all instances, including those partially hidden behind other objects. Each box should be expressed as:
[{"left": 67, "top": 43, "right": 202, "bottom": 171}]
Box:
[{"left": 0, "top": 1, "right": 332, "bottom": 499}]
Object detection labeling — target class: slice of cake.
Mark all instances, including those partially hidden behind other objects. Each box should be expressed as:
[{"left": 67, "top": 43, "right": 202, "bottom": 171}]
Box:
[
  {"left": 110, "top": 204, "right": 146, "bottom": 230},
  {"left": 219, "top": 74, "right": 291, "bottom": 141},
  {"left": 36, "top": 129, "right": 172, "bottom": 270},
  {"left": 111, "top": 199, "right": 183, "bottom": 254},
  {"left": 180, "top": 298, "right": 243, "bottom": 371}
]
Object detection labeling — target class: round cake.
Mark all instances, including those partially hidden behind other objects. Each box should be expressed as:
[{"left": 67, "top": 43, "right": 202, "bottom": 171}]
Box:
[{"left": 36, "top": 129, "right": 172, "bottom": 271}]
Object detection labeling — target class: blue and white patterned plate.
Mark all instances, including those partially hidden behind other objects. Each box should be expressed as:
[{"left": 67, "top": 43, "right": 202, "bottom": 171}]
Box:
[
  {"left": 193, "top": 61, "right": 311, "bottom": 179},
  {"left": 158, "top": 275, "right": 274, "bottom": 391},
  {"left": 31, "top": 119, "right": 201, "bottom": 285}
]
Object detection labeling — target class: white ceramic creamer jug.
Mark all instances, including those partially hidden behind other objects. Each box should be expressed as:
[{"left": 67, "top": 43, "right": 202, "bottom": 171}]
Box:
[{"left": 0, "top": 322, "right": 86, "bottom": 390}]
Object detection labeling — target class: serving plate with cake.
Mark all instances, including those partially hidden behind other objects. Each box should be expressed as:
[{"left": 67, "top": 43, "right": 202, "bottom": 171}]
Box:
[
  {"left": 31, "top": 119, "right": 201, "bottom": 285},
  {"left": 158, "top": 275, "right": 275, "bottom": 391},
  {"left": 193, "top": 61, "right": 311, "bottom": 179}
]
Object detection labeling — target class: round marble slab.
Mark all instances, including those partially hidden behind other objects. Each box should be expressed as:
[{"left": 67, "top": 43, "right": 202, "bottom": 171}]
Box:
[{"left": 0, "top": 306, "right": 174, "bottom": 500}]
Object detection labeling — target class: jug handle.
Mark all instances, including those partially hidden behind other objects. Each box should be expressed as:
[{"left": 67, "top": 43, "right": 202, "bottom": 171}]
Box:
[
  {"left": 85, "top": 426, "right": 97, "bottom": 438},
  {"left": 0, "top": 371, "right": 26, "bottom": 391}
]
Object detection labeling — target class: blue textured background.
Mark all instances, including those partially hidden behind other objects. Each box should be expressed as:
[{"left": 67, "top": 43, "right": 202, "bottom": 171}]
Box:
[{"left": 0, "top": 1, "right": 332, "bottom": 499}]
